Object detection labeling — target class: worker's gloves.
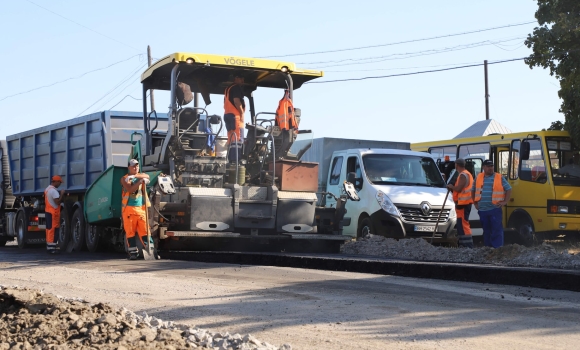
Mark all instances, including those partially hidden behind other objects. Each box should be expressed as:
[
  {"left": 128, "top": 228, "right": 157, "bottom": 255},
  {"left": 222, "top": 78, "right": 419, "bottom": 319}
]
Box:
[
  {"left": 126, "top": 175, "right": 135, "bottom": 183},
  {"left": 142, "top": 178, "right": 150, "bottom": 185}
]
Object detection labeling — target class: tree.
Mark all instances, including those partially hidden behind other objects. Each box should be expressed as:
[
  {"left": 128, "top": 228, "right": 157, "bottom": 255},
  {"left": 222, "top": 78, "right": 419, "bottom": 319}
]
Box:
[
  {"left": 548, "top": 120, "right": 565, "bottom": 131},
  {"left": 525, "top": 0, "right": 580, "bottom": 143}
]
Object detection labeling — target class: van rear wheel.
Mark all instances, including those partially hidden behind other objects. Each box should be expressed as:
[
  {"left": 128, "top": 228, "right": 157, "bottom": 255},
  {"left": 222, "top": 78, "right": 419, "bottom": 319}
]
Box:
[{"left": 357, "top": 217, "right": 373, "bottom": 239}]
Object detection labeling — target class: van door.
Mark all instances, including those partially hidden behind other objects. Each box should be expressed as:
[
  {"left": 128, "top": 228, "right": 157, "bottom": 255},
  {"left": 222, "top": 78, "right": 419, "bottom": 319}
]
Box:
[
  {"left": 343, "top": 155, "right": 363, "bottom": 229},
  {"left": 325, "top": 153, "right": 345, "bottom": 208}
]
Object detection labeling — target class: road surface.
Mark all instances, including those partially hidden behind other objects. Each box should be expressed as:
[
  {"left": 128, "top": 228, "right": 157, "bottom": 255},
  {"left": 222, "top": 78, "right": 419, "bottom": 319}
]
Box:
[{"left": 0, "top": 245, "right": 579, "bottom": 349}]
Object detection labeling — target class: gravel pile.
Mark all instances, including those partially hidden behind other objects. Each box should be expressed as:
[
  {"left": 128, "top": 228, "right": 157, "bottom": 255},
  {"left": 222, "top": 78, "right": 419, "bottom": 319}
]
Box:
[
  {"left": 341, "top": 235, "right": 580, "bottom": 270},
  {"left": 0, "top": 285, "right": 291, "bottom": 350}
]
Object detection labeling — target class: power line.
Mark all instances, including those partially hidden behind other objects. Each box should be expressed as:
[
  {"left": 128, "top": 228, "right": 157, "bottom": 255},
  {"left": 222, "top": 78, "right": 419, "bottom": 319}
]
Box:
[
  {"left": 0, "top": 54, "right": 144, "bottom": 103},
  {"left": 25, "top": 0, "right": 141, "bottom": 52},
  {"left": 261, "top": 21, "right": 536, "bottom": 58},
  {"left": 325, "top": 60, "right": 482, "bottom": 73},
  {"left": 301, "top": 37, "right": 525, "bottom": 67},
  {"left": 108, "top": 94, "right": 145, "bottom": 111},
  {"left": 305, "top": 58, "right": 525, "bottom": 84},
  {"left": 76, "top": 63, "right": 146, "bottom": 117}
]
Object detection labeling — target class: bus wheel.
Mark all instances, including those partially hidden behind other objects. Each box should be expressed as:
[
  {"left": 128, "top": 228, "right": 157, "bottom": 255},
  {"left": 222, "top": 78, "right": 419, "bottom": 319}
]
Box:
[
  {"left": 16, "top": 212, "right": 28, "bottom": 249},
  {"left": 71, "top": 208, "right": 86, "bottom": 251},
  {"left": 357, "top": 217, "right": 373, "bottom": 239},
  {"left": 516, "top": 220, "right": 537, "bottom": 247}
]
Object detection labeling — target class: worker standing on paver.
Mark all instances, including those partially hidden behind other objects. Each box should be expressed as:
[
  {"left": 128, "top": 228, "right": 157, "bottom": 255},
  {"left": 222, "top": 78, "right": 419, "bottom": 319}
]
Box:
[
  {"left": 224, "top": 71, "right": 246, "bottom": 162},
  {"left": 473, "top": 159, "right": 512, "bottom": 248},
  {"left": 44, "top": 175, "right": 66, "bottom": 254},
  {"left": 446, "top": 158, "right": 474, "bottom": 248},
  {"left": 120, "top": 159, "right": 151, "bottom": 260}
]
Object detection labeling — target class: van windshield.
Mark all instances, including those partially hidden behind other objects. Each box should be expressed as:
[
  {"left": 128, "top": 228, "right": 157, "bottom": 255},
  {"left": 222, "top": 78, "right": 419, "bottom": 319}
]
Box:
[{"left": 362, "top": 154, "right": 445, "bottom": 187}]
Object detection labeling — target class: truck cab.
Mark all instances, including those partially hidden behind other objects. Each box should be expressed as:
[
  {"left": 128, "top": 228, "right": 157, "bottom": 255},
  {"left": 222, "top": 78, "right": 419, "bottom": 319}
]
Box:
[{"left": 325, "top": 149, "right": 457, "bottom": 242}]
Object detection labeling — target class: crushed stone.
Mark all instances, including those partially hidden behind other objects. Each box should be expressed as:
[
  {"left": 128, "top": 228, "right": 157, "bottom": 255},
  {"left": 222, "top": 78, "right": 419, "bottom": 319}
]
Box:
[
  {"left": 0, "top": 285, "right": 291, "bottom": 350},
  {"left": 341, "top": 235, "right": 580, "bottom": 270}
]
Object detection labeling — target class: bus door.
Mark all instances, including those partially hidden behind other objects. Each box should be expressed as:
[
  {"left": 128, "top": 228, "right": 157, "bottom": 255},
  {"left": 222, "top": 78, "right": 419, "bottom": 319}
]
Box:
[
  {"left": 494, "top": 144, "right": 511, "bottom": 227},
  {"left": 510, "top": 138, "right": 554, "bottom": 232}
]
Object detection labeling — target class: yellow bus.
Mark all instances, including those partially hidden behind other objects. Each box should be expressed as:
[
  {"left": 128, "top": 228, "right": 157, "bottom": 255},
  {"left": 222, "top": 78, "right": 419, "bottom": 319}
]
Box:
[{"left": 412, "top": 130, "right": 580, "bottom": 244}]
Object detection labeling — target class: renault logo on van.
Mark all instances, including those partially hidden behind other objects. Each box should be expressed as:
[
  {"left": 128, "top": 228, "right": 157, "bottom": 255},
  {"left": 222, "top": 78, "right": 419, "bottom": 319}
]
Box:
[{"left": 420, "top": 202, "right": 431, "bottom": 216}]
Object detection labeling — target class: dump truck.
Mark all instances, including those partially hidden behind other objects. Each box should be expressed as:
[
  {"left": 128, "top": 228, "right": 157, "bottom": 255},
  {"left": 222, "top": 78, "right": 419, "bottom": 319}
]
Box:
[{"left": 0, "top": 53, "right": 358, "bottom": 254}]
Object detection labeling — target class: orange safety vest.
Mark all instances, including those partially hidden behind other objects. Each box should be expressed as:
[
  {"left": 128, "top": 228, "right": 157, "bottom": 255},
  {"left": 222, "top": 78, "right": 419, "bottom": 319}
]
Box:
[
  {"left": 224, "top": 84, "right": 242, "bottom": 118},
  {"left": 452, "top": 170, "right": 474, "bottom": 205},
  {"left": 474, "top": 172, "right": 505, "bottom": 205},
  {"left": 275, "top": 90, "right": 297, "bottom": 130},
  {"left": 121, "top": 174, "right": 150, "bottom": 213}
]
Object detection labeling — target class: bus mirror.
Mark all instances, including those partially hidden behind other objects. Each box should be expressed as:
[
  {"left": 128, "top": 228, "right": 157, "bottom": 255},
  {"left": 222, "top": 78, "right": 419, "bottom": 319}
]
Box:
[{"left": 521, "top": 141, "right": 531, "bottom": 160}]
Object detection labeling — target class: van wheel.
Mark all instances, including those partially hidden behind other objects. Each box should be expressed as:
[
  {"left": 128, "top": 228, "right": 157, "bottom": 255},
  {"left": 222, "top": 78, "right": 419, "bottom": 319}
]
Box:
[
  {"left": 71, "top": 208, "right": 86, "bottom": 251},
  {"left": 16, "top": 213, "right": 28, "bottom": 249},
  {"left": 357, "top": 217, "right": 373, "bottom": 239}
]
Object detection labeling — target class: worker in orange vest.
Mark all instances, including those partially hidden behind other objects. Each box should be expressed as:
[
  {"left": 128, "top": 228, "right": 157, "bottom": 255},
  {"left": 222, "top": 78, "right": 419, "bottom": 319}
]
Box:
[
  {"left": 44, "top": 175, "right": 66, "bottom": 254},
  {"left": 446, "top": 158, "right": 474, "bottom": 248},
  {"left": 223, "top": 71, "right": 246, "bottom": 162},
  {"left": 473, "top": 159, "right": 512, "bottom": 248},
  {"left": 120, "top": 159, "right": 152, "bottom": 260},
  {"left": 274, "top": 89, "right": 298, "bottom": 158}
]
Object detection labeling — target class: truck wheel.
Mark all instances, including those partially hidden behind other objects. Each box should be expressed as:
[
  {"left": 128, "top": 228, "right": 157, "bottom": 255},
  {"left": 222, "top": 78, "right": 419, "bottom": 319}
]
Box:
[
  {"left": 16, "top": 212, "right": 28, "bottom": 249},
  {"left": 357, "top": 217, "right": 373, "bottom": 239},
  {"left": 57, "top": 205, "right": 72, "bottom": 251},
  {"left": 86, "top": 225, "right": 103, "bottom": 253},
  {"left": 71, "top": 208, "right": 86, "bottom": 251}
]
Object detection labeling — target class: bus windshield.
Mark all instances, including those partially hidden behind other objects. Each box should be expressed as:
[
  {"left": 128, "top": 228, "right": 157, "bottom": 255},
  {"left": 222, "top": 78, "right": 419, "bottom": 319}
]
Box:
[
  {"left": 546, "top": 137, "right": 580, "bottom": 185},
  {"left": 362, "top": 154, "right": 445, "bottom": 187}
]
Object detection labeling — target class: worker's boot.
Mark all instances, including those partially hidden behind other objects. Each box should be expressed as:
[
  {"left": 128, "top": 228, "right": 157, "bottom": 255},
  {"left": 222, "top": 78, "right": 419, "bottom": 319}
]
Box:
[{"left": 127, "top": 246, "right": 139, "bottom": 260}]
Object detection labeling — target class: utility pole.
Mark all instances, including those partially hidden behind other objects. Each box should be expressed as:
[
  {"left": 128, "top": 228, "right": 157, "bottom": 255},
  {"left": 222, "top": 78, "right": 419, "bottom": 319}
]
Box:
[
  {"left": 484, "top": 60, "right": 489, "bottom": 120},
  {"left": 147, "top": 45, "right": 155, "bottom": 111}
]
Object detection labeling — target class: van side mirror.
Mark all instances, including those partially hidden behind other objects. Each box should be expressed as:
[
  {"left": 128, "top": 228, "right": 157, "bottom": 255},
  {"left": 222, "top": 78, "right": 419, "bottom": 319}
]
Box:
[
  {"left": 343, "top": 181, "right": 360, "bottom": 201},
  {"left": 521, "top": 141, "right": 531, "bottom": 160}
]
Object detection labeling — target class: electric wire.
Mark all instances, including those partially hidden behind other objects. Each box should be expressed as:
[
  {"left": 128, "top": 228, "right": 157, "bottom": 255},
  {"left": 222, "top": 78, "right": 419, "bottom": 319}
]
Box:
[
  {"left": 305, "top": 58, "right": 525, "bottom": 84},
  {"left": 261, "top": 21, "right": 536, "bottom": 58},
  {"left": 24, "top": 0, "right": 141, "bottom": 52},
  {"left": 75, "top": 63, "right": 146, "bottom": 117},
  {"left": 305, "top": 38, "right": 525, "bottom": 68},
  {"left": 0, "top": 54, "right": 144, "bottom": 103}
]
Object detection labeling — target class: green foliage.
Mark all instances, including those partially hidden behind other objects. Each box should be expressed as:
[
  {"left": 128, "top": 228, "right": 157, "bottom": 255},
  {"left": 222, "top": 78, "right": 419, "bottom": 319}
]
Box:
[
  {"left": 525, "top": 0, "right": 580, "bottom": 142},
  {"left": 547, "top": 120, "right": 565, "bottom": 131}
]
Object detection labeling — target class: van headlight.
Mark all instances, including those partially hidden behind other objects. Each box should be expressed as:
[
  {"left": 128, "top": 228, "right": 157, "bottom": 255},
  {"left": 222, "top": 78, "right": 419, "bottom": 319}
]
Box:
[{"left": 375, "top": 190, "right": 399, "bottom": 216}]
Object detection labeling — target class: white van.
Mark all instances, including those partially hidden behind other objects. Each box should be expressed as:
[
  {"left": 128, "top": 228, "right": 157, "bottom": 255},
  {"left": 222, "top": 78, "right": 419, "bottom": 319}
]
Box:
[{"left": 323, "top": 149, "right": 457, "bottom": 241}]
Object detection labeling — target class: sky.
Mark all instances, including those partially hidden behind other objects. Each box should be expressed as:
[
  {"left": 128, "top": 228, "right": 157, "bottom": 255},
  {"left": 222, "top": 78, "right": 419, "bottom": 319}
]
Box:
[{"left": 0, "top": 0, "right": 562, "bottom": 144}]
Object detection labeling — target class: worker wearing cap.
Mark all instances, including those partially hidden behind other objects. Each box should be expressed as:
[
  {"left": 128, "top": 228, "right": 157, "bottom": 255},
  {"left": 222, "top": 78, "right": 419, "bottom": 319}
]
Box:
[
  {"left": 223, "top": 71, "right": 245, "bottom": 162},
  {"left": 473, "top": 159, "right": 512, "bottom": 248},
  {"left": 120, "top": 159, "right": 151, "bottom": 260},
  {"left": 44, "top": 175, "right": 66, "bottom": 254},
  {"left": 446, "top": 158, "right": 474, "bottom": 248}
]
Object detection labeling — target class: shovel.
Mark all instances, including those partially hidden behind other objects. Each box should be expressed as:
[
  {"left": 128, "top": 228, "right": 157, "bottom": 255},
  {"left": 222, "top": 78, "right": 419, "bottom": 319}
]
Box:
[
  {"left": 139, "top": 181, "right": 155, "bottom": 260},
  {"left": 431, "top": 169, "right": 456, "bottom": 244}
]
